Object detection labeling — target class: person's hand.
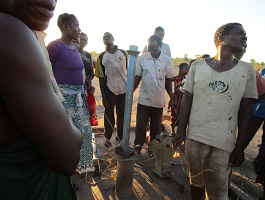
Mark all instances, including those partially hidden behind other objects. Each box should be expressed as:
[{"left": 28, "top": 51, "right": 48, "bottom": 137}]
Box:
[
  {"left": 168, "top": 99, "right": 173, "bottom": 110},
  {"left": 171, "top": 76, "right": 177, "bottom": 81},
  {"left": 229, "top": 147, "right": 245, "bottom": 168},
  {"left": 172, "top": 131, "right": 186, "bottom": 151},
  {"left": 102, "top": 97, "right": 109, "bottom": 108},
  {"left": 88, "top": 85, "right": 95, "bottom": 94}
]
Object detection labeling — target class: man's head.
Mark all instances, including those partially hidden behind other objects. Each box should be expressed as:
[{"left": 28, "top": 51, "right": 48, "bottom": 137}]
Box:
[
  {"left": 214, "top": 23, "right": 247, "bottom": 53},
  {"left": 0, "top": 0, "right": 57, "bottom": 31},
  {"left": 179, "top": 63, "right": 189, "bottom": 75},
  {"left": 147, "top": 35, "right": 162, "bottom": 58},
  {"left": 154, "top": 26, "right": 165, "bottom": 42},
  {"left": 103, "top": 32, "right": 114, "bottom": 47},
  {"left": 79, "top": 32, "right": 88, "bottom": 49}
]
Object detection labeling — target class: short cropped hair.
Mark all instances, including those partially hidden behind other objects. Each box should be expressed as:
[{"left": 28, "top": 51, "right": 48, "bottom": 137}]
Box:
[
  {"left": 154, "top": 26, "right": 164, "bottom": 34},
  {"left": 214, "top": 22, "right": 242, "bottom": 47},
  {"left": 179, "top": 63, "right": 188, "bottom": 70},
  {"left": 148, "top": 35, "right": 162, "bottom": 47}
]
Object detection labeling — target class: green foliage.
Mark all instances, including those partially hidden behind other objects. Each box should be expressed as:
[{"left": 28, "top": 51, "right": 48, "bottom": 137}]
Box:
[
  {"left": 252, "top": 62, "right": 265, "bottom": 71},
  {"left": 89, "top": 50, "right": 265, "bottom": 72},
  {"left": 89, "top": 51, "right": 100, "bottom": 60}
]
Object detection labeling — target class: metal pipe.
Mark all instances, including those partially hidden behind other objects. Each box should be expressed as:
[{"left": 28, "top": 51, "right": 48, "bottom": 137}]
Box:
[{"left": 121, "top": 45, "right": 140, "bottom": 153}]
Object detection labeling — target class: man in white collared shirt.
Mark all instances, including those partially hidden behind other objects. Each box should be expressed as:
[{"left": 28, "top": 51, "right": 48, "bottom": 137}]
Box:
[
  {"left": 134, "top": 35, "right": 174, "bottom": 153},
  {"left": 142, "top": 26, "right": 171, "bottom": 131}
]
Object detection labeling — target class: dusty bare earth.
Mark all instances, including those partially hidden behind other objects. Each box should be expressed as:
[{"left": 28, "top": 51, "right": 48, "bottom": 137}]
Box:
[{"left": 72, "top": 79, "right": 264, "bottom": 200}]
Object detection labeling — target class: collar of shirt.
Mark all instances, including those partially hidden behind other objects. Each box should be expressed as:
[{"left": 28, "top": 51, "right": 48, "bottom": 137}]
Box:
[
  {"left": 105, "top": 45, "right": 118, "bottom": 54},
  {"left": 145, "top": 51, "right": 166, "bottom": 62}
]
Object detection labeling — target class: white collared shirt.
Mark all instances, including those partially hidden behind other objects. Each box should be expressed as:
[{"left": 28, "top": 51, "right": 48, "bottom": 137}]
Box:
[{"left": 135, "top": 52, "right": 174, "bottom": 108}]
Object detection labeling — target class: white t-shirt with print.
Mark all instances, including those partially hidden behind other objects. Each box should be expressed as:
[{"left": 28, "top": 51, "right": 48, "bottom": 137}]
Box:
[
  {"left": 135, "top": 53, "right": 174, "bottom": 108},
  {"left": 184, "top": 59, "right": 258, "bottom": 152},
  {"left": 102, "top": 50, "right": 127, "bottom": 95}
]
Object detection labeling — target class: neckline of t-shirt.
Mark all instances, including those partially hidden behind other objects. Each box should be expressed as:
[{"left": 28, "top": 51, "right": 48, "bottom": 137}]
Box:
[
  {"left": 58, "top": 39, "right": 76, "bottom": 51},
  {"left": 203, "top": 59, "right": 240, "bottom": 73}
]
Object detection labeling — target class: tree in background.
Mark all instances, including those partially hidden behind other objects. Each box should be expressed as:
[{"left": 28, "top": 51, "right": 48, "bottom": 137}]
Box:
[{"left": 89, "top": 51, "right": 264, "bottom": 71}]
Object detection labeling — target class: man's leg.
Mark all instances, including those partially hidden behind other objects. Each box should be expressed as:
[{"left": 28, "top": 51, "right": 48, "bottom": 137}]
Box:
[
  {"left": 204, "top": 146, "right": 231, "bottom": 200},
  {"left": 185, "top": 139, "right": 205, "bottom": 200},
  {"left": 104, "top": 93, "right": 116, "bottom": 140},
  {"left": 134, "top": 104, "right": 150, "bottom": 149},
  {"left": 149, "top": 107, "right": 163, "bottom": 141},
  {"left": 116, "top": 93, "right": 126, "bottom": 140}
]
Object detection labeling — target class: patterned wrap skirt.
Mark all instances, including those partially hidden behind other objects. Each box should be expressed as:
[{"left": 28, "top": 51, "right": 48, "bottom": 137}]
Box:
[{"left": 59, "top": 83, "right": 94, "bottom": 174}]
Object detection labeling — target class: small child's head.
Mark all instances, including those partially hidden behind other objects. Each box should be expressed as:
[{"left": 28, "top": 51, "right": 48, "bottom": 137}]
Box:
[{"left": 179, "top": 63, "right": 189, "bottom": 75}]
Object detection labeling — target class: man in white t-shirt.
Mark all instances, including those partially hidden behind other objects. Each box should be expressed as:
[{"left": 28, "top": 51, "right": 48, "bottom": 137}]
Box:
[
  {"left": 174, "top": 23, "right": 258, "bottom": 199},
  {"left": 134, "top": 35, "right": 174, "bottom": 153}
]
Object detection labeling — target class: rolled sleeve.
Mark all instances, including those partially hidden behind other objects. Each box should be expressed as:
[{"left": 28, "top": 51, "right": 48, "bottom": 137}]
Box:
[
  {"left": 135, "top": 57, "right": 143, "bottom": 77},
  {"left": 47, "top": 40, "right": 58, "bottom": 66},
  {"left": 95, "top": 57, "right": 104, "bottom": 78},
  {"left": 183, "top": 65, "right": 195, "bottom": 94},
  {"left": 166, "top": 59, "right": 174, "bottom": 78}
]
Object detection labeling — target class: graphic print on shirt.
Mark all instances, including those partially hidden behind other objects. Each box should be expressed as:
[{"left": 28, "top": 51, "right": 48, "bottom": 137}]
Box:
[{"left": 209, "top": 81, "right": 229, "bottom": 94}]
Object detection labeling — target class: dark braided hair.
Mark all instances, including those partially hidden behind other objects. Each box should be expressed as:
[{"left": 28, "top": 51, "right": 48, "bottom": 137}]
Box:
[
  {"left": 148, "top": 35, "right": 162, "bottom": 47},
  {"left": 214, "top": 22, "right": 242, "bottom": 47},
  {"left": 57, "top": 13, "right": 77, "bottom": 32}
]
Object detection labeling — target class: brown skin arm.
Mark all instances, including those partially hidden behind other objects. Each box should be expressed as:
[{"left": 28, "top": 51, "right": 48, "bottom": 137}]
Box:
[
  {"left": 85, "top": 58, "right": 95, "bottom": 92},
  {"left": 0, "top": 14, "right": 82, "bottom": 176},
  {"left": 171, "top": 76, "right": 178, "bottom": 82},
  {"left": 134, "top": 75, "right": 142, "bottom": 92},
  {"left": 99, "top": 77, "right": 109, "bottom": 107},
  {"left": 173, "top": 91, "right": 193, "bottom": 149},
  {"left": 86, "top": 58, "right": 95, "bottom": 83},
  {"left": 229, "top": 98, "right": 255, "bottom": 167},
  {"left": 165, "top": 78, "right": 173, "bottom": 108}
]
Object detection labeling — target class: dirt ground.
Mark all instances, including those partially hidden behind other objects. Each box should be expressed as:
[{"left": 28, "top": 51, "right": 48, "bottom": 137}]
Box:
[{"left": 74, "top": 79, "right": 264, "bottom": 200}]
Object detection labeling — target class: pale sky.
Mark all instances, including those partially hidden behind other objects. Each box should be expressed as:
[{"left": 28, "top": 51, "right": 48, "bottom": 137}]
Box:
[{"left": 45, "top": 0, "right": 265, "bottom": 63}]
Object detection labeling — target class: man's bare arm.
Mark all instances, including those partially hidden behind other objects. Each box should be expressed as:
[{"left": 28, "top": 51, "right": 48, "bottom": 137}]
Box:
[
  {"left": 229, "top": 98, "right": 254, "bottom": 167},
  {"left": 173, "top": 91, "right": 193, "bottom": 148},
  {"left": 134, "top": 75, "right": 142, "bottom": 92},
  {"left": 165, "top": 78, "right": 173, "bottom": 107}
]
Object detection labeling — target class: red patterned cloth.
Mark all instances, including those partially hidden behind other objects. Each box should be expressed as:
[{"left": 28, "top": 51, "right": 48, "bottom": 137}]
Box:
[
  {"left": 86, "top": 88, "right": 98, "bottom": 126},
  {"left": 170, "top": 75, "right": 185, "bottom": 126}
]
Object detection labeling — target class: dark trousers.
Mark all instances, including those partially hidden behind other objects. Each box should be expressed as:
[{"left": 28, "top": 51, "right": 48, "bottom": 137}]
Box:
[
  {"left": 104, "top": 91, "right": 125, "bottom": 140},
  {"left": 134, "top": 103, "right": 163, "bottom": 146}
]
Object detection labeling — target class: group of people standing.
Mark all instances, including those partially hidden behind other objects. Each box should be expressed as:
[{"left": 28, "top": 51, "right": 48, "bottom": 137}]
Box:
[{"left": 0, "top": 1, "right": 264, "bottom": 199}]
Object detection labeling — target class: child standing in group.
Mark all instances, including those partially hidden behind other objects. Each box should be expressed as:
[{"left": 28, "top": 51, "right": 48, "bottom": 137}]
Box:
[{"left": 170, "top": 63, "right": 189, "bottom": 134}]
